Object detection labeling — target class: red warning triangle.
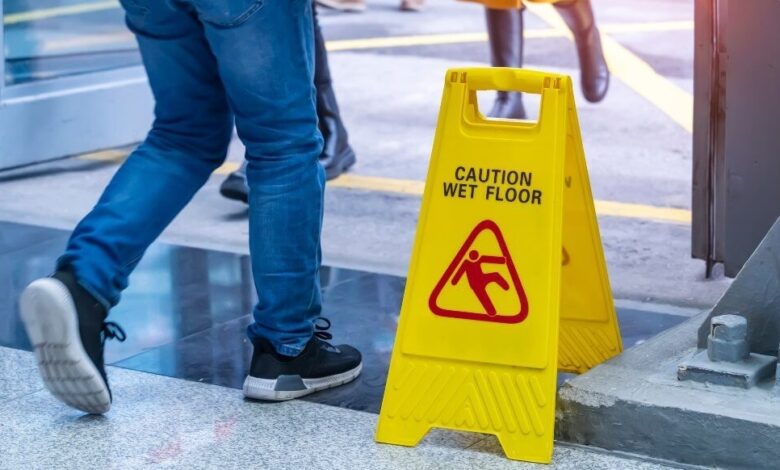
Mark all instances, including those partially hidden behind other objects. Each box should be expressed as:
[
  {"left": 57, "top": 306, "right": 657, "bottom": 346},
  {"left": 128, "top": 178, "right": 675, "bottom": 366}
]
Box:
[{"left": 429, "top": 220, "right": 529, "bottom": 324}]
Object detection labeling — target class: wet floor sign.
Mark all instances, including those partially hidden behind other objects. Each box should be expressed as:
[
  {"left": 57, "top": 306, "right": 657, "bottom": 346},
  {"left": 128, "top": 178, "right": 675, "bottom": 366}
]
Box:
[{"left": 375, "top": 68, "right": 622, "bottom": 463}]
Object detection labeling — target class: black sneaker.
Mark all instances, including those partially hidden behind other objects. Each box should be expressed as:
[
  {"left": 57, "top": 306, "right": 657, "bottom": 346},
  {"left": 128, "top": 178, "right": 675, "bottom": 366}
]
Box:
[
  {"left": 243, "top": 317, "right": 362, "bottom": 401},
  {"left": 20, "top": 271, "right": 126, "bottom": 414},
  {"left": 219, "top": 165, "right": 249, "bottom": 203}
]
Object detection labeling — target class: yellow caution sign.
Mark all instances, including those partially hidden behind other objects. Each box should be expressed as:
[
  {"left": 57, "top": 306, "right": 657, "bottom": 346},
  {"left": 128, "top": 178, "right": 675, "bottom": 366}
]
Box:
[
  {"left": 375, "top": 68, "right": 621, "bottom": 463},
  {"left": 558, "top": 97, "right": 623, "bottom": 374}
]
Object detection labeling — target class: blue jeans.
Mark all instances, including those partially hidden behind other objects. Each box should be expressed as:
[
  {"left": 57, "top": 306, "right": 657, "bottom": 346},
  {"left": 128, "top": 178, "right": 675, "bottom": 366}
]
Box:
[{"left": 57, "top": 0, "right": 325, "bottom": 357}]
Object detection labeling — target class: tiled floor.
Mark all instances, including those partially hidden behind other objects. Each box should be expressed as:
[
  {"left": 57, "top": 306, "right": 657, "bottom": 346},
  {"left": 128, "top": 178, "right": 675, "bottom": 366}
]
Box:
[{"left": 0, "top": 221, "right": 684, "bottom": 467}]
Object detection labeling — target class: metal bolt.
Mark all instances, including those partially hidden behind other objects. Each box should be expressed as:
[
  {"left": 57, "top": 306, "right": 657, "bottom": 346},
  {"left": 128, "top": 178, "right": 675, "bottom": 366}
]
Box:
[{"left": 707, "top": 314, "right": 749, "bottom": 362}]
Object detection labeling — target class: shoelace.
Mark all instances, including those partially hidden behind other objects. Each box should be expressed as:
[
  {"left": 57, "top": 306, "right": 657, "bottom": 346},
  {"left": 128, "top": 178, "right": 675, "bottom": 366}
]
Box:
[
  {"left": 313, "top": 317, "right": 333, "bottom": 341},
  {"left": 101, "top": 321, "right": 127, "bottom": 345}
]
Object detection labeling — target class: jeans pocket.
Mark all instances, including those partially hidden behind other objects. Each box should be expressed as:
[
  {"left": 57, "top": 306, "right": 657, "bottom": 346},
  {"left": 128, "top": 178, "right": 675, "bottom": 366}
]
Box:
[{"left": 189, "top": 0, "right": 265, "bottom": 28}]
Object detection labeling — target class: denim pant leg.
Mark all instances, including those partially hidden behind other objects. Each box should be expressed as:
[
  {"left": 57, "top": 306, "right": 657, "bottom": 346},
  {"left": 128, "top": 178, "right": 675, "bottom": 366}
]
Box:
[
  {"left": 199, "top": 0, "right": 324, "bottom": 356},
  {"left": 57, "top": 3, "right": 233, "bottom": 308}
]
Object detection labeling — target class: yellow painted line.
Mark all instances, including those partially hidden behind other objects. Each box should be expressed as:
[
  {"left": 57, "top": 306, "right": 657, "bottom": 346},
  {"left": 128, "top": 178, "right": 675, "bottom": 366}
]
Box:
[
  {"left": 525, "top": 3, "right": 693, "bottom": 133},
  {"left": 32, "top": 22, "right": 691, "bottom": 56},
  {"left": 82, "top": 155, "right": 690, "bottom": 224},
  {"left": 330, "top": 173, "right": 426, "bottom": 196},
  {"left": 326, "top": 29, "right": 560, "bottom": 51},
  {"left": 600, "top": 34, "right": 694, "bottom": 132},
  {"left": 594, "top": 199, "right": 690, "bottom": 224},
  {"left": 4, "top": 1, "right": 120, "bottom": 25},
  {"left": 41, "top": 31, "right": 135, "bottom": 53},
  {"left": 214, "top": 161, "right": 240, "bottom": 175},
  {"left": 78, "top": 149, "right": 128, "bottom": 162},
  {"left": 325, "top": 20, "right": 691, "bottom": 52},
  {"left": 42, "top": 29, "right": 554, "bottom": 54}
]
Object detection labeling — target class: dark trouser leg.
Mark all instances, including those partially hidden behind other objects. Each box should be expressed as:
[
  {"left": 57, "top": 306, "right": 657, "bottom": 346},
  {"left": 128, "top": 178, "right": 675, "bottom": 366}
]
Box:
[
  {"left": 555, "top": 0, "right": 610, "bottom": 103},
  {"left": 313, "top": 5, "right": 331, "bottom": 87},
  {"left": 313, "top": 3, "right": 356, "bottom": 180},
  {"left": 485, "top": 7, "right": 527, "bottom": 120}
]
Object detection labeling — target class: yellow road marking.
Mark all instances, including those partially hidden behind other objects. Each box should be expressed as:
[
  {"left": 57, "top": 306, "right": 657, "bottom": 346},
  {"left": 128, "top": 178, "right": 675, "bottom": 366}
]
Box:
[
  {"left": 211, "top": 162, "right": 690, "bottom": 224},
  {"left": 525, "top": 3, "right": 693, "bottom": 133},
  {"left": 600, "top": 34, "right": 694, "bottom": 132},
  {"left": 329, "top": 173, "right": 426, "bottom": 196},
  {"left": 78, "top": 149, "right": 128, "bottom": 162},
  {"left": 34, "top": 19, "right": 691, "bottom": 54},
  {"left": 4, "top": 1, "right": 120, "bottom": 25},
  {"left": 594, "top": 199, "right": 690, "bottom": 224},
  {"left": 214, "top": 161, "right": 240, "bottom": 175},
  {"left": 41, "top": 31, "right": 135, "bottom": 53},
  {"left": 326, "top": 29, "right": 561, "bottom": 51}
]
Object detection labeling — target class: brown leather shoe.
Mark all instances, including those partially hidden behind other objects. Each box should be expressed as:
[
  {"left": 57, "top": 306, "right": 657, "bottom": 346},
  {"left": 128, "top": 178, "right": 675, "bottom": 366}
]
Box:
[
  {"left": 485, "top": 8, "right": 527, "bottom": 120},
  {"left": 554, "top": 0, "right": 609, "bottom": 103},
  {"left": 400, "top": 0, "right": 424, "bottom": 11},
  {"left": 316, "top": 0, "right": 366, "bottom": 12}
]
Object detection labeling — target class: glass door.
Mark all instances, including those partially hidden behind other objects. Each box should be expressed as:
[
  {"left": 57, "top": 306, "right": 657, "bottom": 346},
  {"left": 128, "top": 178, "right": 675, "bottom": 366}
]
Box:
[{"left": 0, "top": 0, "right": 153, "bottom": 169}]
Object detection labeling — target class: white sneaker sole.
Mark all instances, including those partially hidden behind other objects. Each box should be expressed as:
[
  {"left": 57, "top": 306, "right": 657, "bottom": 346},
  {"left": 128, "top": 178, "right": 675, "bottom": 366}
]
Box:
[
  {"left": 243, "top": 362, "right": 362, "bottom": 401},
  {"left": 20, "top": 278, "right": 111, "bottom": 414}
]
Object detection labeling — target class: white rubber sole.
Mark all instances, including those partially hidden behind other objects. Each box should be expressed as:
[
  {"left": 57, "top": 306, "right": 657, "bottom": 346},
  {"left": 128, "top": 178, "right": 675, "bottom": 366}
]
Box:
[
  {"left": 20, "top": 278, "right": 111, "bottom": 414},
  {"left": 243, "top": 362, "right": 363, "bottom": 401}
]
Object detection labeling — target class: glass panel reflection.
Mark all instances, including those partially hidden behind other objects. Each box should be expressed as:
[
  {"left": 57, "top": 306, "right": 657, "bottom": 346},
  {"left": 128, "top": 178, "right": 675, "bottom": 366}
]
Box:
[{"left": 4, "top": 0, "right": 140, "bottom": 84}]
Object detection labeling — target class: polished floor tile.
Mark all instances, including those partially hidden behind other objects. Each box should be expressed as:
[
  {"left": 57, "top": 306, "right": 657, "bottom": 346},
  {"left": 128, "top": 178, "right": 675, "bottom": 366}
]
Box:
[
  {"left": 0, "top": 221, "right": 365, "bottom": 363},
  {"left": 115, "top": 298, "right": 398, "bottom": 412},
  {"left": 1, "top": 221, "right": 687, "bottom": 415},
  {"left": 0, "top": 221, "right": 68, "bottom": 255},
  {"left": 618, "top": 307, "right": 687, "bottom": 349}
]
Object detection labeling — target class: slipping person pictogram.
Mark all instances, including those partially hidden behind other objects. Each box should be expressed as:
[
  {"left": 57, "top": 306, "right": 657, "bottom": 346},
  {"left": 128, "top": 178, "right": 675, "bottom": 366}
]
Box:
[
  {"left": 429, "top": 220, "right": 529, "bottom": 324},
  {"left": 452, "top": 249, "right": 510, "bottom": 316}
]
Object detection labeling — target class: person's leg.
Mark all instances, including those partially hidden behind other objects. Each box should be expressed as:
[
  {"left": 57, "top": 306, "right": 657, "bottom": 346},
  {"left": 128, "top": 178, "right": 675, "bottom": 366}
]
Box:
[
  {"left": 485, "top": 7, "right": 527, "bottom": 119},
  {"left": 313, "top": 2, "right": 356, "bottom": 180},
  {"left": 219, "top": 1, "right": 355, "bottom": 203},
  {"left": 20, "top": 1, "right": 233, "bottom": 414},
  {"left": 199, "top": 0, "right": 360, "bottom": 399},
  {"left": 554, "top": 0, "right": 609, "bottom": 103}
]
